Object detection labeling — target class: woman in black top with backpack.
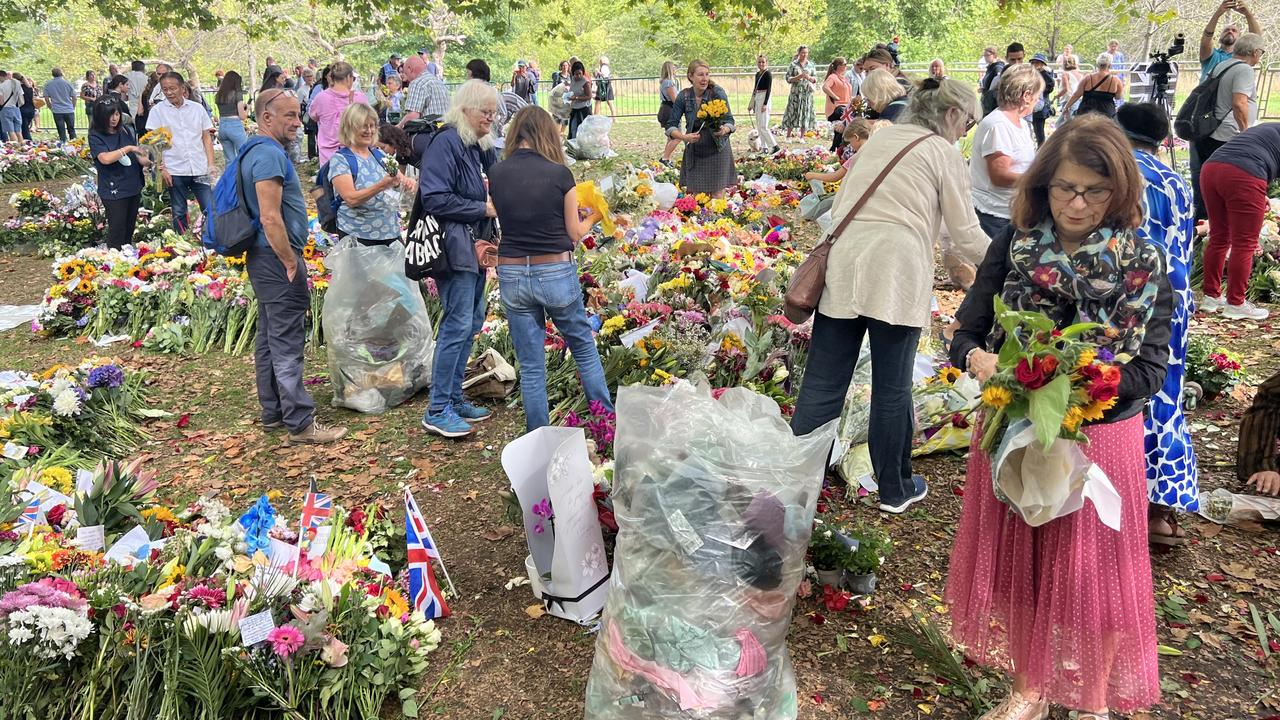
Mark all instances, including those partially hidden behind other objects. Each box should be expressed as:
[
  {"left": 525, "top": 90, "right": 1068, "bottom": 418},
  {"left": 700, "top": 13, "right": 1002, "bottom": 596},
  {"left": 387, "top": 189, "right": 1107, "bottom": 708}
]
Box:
[{"left": 749, "top": 55, "right": 778, "bottom": 155}]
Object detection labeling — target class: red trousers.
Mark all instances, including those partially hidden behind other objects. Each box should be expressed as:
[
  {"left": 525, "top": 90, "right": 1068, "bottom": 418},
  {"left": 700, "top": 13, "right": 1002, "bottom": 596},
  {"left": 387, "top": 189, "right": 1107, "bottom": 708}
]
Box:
[{"left": 1201, "top": 161, "right": 1269, "bottom": 305}]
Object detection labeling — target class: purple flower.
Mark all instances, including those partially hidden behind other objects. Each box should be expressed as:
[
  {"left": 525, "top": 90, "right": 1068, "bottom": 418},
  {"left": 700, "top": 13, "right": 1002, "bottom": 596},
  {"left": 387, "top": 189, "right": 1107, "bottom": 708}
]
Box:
[
  {"left": 532, "top": 498, "right": 553, "bottom": 519},
  {"left": 1097, "top": 347, "right": 1115, "bottom": 363},
  {"left": 86, "top": 364, "right": 125, "bottom": 389}
]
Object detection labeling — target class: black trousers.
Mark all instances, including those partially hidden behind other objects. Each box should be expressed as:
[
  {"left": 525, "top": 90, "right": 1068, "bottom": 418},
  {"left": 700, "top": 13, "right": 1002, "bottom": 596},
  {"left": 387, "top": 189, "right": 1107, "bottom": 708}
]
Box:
[
  {"left": 1031, "top": 110, "right": 1049, "bottom": 147},
  {"left": 791, "top": 313, "right": 922, "bottom": 505},
  {"left": 102, "top": 194, "right": 141, "bottom": 249}
]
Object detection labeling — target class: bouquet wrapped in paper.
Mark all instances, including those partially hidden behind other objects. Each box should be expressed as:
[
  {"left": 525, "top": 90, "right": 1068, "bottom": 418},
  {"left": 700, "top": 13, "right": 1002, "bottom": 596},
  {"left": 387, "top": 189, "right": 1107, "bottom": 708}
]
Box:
[
  {"left": 584, "top": 381, "right": 835, "bottom": 718},
  {"left": 977, "top": 298, "right": 1124, "bottom": 528},
  {"left": 138, "top": 127, "right": 173, "bottom": 194}
]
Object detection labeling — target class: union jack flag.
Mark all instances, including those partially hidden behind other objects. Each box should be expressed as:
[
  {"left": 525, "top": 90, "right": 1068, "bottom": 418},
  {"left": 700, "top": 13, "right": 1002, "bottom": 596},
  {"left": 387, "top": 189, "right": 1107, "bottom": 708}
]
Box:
[
  {"left": 18, "top": 498, "right": 40, "bottom": 529},
  {"left": 405, "top": 489, "right": 450, "bottom": 620},
  {"left": 299, "top": 480, "right": 332, "bottom": 538}
]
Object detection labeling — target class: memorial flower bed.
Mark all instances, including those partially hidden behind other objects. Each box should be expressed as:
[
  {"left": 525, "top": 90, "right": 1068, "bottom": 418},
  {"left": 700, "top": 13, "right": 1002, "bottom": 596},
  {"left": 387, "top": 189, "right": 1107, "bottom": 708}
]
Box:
[{"left": 0, "top": 139, "right": 91, "bottom": 185}]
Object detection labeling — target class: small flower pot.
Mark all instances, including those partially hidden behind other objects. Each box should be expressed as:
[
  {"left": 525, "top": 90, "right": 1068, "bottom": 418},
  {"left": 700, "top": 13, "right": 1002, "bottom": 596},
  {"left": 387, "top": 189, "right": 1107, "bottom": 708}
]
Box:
[
  {"left": 815, "top": 567, "right": 845, "bottom": 588},
  {"left": 845, "top": 572, "right": 877, "bottom": 595}
]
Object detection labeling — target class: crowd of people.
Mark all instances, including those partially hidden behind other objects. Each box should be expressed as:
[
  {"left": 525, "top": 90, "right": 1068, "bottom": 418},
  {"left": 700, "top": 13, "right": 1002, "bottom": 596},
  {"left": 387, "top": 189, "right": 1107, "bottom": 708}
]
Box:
[{"left": 4, "top": 15, "right": 1279, "bottom": 716}]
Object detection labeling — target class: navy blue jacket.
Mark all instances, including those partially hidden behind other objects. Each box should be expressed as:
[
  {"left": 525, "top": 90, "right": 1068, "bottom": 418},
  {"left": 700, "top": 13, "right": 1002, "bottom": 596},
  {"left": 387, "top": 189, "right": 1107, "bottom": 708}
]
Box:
[{"left": 418, "top": 125, "right": 497, "bottom": 275}]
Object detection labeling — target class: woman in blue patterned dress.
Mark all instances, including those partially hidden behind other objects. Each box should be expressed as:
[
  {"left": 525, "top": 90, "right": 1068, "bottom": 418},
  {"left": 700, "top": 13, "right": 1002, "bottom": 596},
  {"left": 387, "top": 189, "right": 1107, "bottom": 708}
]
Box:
[
  {"left": 1118, "top": 104, "right": 1199, "bottom": 545},
  {"left": 781, "top": 46, "right": 817, "bottom": 139}
]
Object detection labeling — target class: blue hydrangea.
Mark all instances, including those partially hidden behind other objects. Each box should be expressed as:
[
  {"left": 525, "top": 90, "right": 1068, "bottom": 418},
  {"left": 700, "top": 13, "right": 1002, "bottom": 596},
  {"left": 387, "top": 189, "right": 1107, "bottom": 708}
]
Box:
[{"left": 86, "top": 364, "right": 125, "bottom": 389}]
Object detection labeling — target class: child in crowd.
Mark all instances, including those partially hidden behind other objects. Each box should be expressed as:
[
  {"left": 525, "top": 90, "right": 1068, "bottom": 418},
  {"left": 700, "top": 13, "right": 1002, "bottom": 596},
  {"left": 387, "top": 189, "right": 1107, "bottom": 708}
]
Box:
[{"left": 803, "top": 118, "right": 880, "bottom": 184}]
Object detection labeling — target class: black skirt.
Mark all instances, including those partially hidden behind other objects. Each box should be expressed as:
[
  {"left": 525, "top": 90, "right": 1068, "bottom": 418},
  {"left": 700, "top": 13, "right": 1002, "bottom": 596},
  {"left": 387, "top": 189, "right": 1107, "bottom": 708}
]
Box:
[{"left": 657, "top": 101, "right": 673, "bottom": 128}]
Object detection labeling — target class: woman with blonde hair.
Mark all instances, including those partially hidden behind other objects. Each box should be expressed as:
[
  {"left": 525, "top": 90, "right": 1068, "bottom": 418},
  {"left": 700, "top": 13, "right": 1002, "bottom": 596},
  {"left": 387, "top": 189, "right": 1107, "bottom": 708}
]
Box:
[
  {"left": 860, "top": 68, "right": 908, "bottom": 122},
  {"left": 329, "top": 102, "right": 409, "bottom": 247},
  {"left": 489, "top": 106, "right": 614, "bottom": 431},
  {"left": 664, "top": 59, "right": 736, "bottom": 197},
  {"left": 593, "top": 56, "right": 615, "bottom": 117},
  {"left": 658, "top": 61, "right": 681, "bottom": 165}
]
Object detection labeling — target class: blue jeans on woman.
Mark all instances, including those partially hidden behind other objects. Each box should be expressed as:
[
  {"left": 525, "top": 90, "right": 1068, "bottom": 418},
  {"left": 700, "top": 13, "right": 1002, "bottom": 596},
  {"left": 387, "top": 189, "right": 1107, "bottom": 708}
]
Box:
[
  {"left": 790, "top": 313, "right": 921, "bottom": 506},
  {"left": 427, "top": 270, "right": 487, "bottom": 415},
  {"left": 218, "top": 117, "right": 248, "bottom": 161},
  {"left": 498, "top": 260, "right": 613, "bottom": 432}
]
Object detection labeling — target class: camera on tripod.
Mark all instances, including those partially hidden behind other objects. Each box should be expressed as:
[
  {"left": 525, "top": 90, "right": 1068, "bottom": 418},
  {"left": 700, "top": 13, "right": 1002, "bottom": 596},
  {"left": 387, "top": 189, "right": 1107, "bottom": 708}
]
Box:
[{"left": 1148, "top": 33, "right": 1186, "bottom": 89}]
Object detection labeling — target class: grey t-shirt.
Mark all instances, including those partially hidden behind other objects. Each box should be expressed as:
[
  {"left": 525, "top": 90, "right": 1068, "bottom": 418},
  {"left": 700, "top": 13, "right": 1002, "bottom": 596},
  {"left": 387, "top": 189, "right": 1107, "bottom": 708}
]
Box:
[
  {"left": 570, "top": 76, "right": 591, "bottom": 109},
  {"left": 0, "top": 78, "right": 22, "bottom": 108},
  {"left": 659, "top": 78, "right": 676, "bottom": 104},
  {"left": 1211, "top": 60, "right": 1256, "bottom": 142},
  {"left": 43, "top": 77, "right": 77, "bottom": 113}
]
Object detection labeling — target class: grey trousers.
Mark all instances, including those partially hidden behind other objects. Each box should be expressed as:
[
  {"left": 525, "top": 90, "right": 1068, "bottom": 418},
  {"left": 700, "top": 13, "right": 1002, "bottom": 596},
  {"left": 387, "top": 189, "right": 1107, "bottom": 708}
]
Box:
[{"left": 246, "top": 244, "right": 315, "bottom": 432}]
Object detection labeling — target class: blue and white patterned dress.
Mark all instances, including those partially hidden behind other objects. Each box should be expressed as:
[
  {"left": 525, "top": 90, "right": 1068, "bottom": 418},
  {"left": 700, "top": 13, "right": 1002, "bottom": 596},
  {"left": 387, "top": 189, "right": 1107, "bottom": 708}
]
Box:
[{"left": 1135, "top": 150, "right": 1199, "bottom": 511}]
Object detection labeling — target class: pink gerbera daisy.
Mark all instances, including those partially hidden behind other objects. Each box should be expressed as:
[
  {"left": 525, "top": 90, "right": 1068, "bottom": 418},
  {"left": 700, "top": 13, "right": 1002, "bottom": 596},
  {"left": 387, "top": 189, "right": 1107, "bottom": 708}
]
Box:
[{"left": 267, "top": 625, "right": 305, "bottom": 657}]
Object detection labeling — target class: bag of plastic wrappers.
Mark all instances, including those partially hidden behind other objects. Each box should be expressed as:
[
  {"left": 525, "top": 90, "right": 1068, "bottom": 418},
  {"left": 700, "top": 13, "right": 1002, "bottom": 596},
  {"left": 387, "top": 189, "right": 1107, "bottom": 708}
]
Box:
[
  {"left": 584, "top": 381, "right": 836, "bottom": 719},
  {"left": 571, "top": 115, "right": 618, "bottom": 159},
  {"left": 322, "top": 239, "right": 434, "bottom": 413}
]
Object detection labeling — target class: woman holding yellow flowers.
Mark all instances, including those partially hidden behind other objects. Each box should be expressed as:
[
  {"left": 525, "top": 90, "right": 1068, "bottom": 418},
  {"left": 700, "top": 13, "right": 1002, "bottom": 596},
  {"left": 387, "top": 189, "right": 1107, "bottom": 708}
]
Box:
[
  {"left": 663, "top": 60, "right": 736, "bottom": 198},
  {"left": 946, "top": 116, "right": 1174, "bottom": 720}
]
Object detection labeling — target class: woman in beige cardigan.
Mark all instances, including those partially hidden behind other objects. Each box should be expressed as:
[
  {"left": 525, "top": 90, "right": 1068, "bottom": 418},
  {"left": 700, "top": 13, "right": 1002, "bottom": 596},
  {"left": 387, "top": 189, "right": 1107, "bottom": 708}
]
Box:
[{"left": 791, "top": 77, "right": 990, "bottom": 515}]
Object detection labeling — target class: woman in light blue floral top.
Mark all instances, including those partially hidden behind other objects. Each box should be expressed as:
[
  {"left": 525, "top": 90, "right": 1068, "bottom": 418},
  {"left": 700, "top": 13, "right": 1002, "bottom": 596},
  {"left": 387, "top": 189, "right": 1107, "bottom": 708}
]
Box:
[{"left": 329, "top": 102, "right": 407, "bottom": 245}]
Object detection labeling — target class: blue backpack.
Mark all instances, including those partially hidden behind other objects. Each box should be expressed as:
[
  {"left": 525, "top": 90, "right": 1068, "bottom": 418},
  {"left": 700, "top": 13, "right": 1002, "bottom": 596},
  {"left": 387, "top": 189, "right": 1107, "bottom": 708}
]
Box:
[
  {"left": 202, "top": 138, "right": 280, "bottom": 255},
  {"left": 316, "top": 146, "right": 385, "bottom": 235}
]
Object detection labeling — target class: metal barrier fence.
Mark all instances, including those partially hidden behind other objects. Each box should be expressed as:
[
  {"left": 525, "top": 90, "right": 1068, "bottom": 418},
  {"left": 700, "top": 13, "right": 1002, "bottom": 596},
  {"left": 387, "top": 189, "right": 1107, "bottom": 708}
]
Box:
[{"left": 25, "top": 59, "right": 1280, "bottom": 137}]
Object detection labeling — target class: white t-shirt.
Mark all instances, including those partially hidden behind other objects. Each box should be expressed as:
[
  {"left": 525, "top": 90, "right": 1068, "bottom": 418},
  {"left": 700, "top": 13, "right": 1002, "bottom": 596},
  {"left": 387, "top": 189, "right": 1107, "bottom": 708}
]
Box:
[
  {"left": 146, "top": 99, "right": 213, "bottom": 176},
  {"left": 970, "top": 109, "right": 1036, "bottom": 218}
]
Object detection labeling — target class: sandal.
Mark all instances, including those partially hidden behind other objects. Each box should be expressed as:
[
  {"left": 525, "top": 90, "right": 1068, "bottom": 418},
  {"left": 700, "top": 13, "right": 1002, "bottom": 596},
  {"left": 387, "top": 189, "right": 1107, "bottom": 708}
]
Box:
[
  {"left": 1148, "top": 505, "right": 1188, "bottom": 547},
  {"left": 979, "top": 694, "right": 1048, "bottom": 720}
]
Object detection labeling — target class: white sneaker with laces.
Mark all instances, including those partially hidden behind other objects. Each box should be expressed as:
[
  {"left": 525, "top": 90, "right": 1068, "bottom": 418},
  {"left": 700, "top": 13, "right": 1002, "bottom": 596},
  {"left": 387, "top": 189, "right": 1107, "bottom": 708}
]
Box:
[
  {"left": 1223, "top": 300, "right": 1269, "bottom": 320},
  {"left": 1199, "top": 295, "right": 1225, "bottom": 313}
]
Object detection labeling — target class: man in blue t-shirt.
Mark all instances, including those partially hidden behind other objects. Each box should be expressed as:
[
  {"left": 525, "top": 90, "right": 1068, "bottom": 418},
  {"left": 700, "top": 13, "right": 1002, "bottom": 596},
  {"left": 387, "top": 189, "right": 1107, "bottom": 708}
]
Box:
[
  {"left": 241, "top": 88, "right": 347, "bottom": 446},
  {"left": 1199, "top": 0, "right": 1262, "bottom": 80},
  {"left": 43, "top": 68, "right": 78, "bottom": 142}
]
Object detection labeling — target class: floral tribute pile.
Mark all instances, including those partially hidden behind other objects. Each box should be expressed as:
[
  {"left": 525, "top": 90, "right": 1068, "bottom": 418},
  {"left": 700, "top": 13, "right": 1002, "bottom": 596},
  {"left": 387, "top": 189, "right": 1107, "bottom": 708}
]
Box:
[
  {"left": 0, "top": 463, "right": 443, "bottom": 719},
  {"left": 35, "top": 232, "right": 331, "bottom": 354},
  {"left": 0, "top": 139, "right": 91, "bottom": 185},
  {"left": 0, "top": 356, "right": 155, "bottom": 483}
]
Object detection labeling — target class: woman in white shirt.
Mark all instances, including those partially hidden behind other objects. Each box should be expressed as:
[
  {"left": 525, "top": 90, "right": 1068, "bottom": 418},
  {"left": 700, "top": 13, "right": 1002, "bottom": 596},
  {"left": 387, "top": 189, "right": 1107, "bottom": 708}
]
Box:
[
  {"left": 970, "top": 64, "right": 1043, "bottom": 239},
  {"left": 790, "top": 77, "right": 989, "bottom": 516}
]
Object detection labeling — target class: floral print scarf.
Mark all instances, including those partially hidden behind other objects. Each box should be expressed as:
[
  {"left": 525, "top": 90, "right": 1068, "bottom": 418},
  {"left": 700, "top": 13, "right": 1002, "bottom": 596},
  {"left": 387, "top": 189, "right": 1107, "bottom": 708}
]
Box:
[{"left": 992, "top": 221, "right": 1164, "bottom": 358}]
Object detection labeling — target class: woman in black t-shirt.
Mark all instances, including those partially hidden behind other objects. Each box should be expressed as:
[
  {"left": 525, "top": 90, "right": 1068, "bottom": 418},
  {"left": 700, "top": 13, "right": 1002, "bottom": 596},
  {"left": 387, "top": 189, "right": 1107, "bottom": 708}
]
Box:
[
  {"left": 88, "top": 98, "right": 149, "bottom": 248},
  {"left": 488, "top": 106, "right": 615, "bottom": 432}
]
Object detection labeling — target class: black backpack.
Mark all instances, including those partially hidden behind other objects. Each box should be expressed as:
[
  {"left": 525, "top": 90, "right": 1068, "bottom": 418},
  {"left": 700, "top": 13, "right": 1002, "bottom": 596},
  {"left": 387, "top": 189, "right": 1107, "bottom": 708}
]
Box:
[
  {"left": 980, "top": 61, "right": 1006, "bottom": 116},
  {"left": 1174, "top": 60, "right": 1247, "bottom": 142},
  {"left": 315, "top": 146, "right": 385, "bottom": 235}
]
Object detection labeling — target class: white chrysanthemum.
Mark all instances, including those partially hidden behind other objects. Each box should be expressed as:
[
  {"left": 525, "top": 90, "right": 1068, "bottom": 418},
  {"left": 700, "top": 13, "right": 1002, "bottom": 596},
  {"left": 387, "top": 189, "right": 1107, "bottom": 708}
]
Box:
[{"left": 52, "top": 389, "right": 82, "bottom": 417}]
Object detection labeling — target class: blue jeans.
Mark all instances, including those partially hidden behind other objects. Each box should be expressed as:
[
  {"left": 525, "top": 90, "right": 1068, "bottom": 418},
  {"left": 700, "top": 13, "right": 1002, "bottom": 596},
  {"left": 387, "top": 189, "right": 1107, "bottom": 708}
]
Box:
[
  {"left": 497, "top": 260, "right": 613, "bottom": 431},
  {"left": 168, "top": 174, "right": 213, "bottom": 234},
  {"left": 975, "top": 209, "right": 1010, "bottom": 241},
  {"left": 428, "top": 270, "right": 487, "bottom": 414},
  {"left": 0, "top": 106, "right": 20, "bottom": 137},
  {"left": 218, "top": 117, "right": 248, "bottom": 161},
  {"left": 791, "top": 313, "right": 921, "bottom": 506}
]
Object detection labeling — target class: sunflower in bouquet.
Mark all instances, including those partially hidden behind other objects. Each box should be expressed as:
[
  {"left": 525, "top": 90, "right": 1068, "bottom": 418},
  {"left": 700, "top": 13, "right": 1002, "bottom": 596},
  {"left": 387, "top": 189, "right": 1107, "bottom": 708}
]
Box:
[
  {"left": 977, "top": 298, "right": 1123, "bottom": 453},
  {"left": 138, "top": 127, "right": 173, "bottom": 194}
]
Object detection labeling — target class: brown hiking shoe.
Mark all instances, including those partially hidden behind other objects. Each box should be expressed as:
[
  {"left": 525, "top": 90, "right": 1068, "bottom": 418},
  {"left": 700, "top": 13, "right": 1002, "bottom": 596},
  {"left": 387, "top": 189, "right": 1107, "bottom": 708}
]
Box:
[{"left": 288, "top": 419, "right": 348, "bottom": 445}]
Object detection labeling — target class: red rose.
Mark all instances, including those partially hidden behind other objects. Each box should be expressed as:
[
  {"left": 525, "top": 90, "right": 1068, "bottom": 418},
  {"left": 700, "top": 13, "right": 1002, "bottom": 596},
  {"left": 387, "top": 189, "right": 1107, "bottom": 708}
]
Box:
[
  {"left": 1080, "top": 364, "right": 1102, "bottom": 381},
  {"left": 1037, "top": 355, "right": 1060, "bottom": 375},
  {"left": 951, "top": 412, "right": 970, "bottom": 429},
  {"left": 1087, "top": 380, "right": 1118, "bottom": 403},
  {"left": 1014, "top": 357, "right": 1047, "bottom": 389},
  {"left": 46, "top": 504, "right": 67, "bottom": 528}
]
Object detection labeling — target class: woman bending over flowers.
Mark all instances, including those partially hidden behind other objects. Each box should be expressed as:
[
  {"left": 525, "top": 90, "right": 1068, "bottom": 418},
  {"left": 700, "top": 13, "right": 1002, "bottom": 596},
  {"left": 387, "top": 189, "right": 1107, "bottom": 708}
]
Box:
[{"left": 946, "top": 114, "right": 1174, "bottom": 720}]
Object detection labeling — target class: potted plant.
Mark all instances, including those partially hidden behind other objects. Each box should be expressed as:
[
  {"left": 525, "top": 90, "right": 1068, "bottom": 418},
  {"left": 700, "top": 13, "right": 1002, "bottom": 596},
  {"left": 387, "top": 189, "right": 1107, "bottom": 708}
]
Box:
[
  {"left": 809, "top": 516, "right": 858, "bottom": 588},
  {"left": 1185, "top": 335, "right": 1245, "bottom": 403},
  {"left": 845, "top": 524, "right": 891, "bottom": 595}
]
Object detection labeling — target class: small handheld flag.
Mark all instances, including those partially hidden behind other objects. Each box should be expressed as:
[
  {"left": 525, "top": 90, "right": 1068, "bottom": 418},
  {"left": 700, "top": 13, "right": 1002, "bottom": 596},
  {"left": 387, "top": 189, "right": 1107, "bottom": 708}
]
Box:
[
  {"left": 405, "top": 489, "right": 454, "bottom": 619},
  {"left": 18, "top": 498, "right": 41, "bottom": 536}
]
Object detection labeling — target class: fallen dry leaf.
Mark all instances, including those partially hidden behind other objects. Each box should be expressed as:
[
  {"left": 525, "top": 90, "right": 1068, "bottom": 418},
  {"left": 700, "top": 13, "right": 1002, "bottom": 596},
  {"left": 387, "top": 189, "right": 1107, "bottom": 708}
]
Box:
[
  {"left": 524, "top": 604, "right": 546, "bottom": 619},
  {"left": 1223, "top": 562, "right": 1257, "bottom": 581},
  {"left": 483, "top": 526, "right": 516, "bottom": 542}
]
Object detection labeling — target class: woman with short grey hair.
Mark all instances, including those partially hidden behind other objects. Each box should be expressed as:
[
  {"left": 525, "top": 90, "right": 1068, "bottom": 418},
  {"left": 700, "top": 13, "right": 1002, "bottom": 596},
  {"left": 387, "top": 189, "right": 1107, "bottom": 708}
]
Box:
[
  {"left": 970, "top": 64, "right": 1043, "bottom": 239},
  {"left": 791, "top": 77, "right": 989, "bottom": 515},
  {"left": 1065, "top": 54, "right": 1123, "bottom": 118},
  {"left": 418, "top": 79, "right": 501, "bottom": 438}
]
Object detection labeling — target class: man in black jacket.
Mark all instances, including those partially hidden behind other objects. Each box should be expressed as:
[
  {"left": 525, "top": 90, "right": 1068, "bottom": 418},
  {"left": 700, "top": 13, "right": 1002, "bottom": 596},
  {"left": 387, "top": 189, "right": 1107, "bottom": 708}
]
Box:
[{"left": 980, "top": 42, "right": 1025, "bottom": 115}]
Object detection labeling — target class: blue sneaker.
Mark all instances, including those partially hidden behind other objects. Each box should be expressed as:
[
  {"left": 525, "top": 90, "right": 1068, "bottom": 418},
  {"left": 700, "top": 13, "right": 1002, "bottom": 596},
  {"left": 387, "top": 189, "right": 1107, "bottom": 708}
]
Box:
[
  {"left": 455, "top": 402, "right": 492, "bottom": 422},
  {"left": 878, "top": 475, "right": 929, "bottom": 515},
  {"left": 421, "top": 407, "right": 473, "bottom": 438}
]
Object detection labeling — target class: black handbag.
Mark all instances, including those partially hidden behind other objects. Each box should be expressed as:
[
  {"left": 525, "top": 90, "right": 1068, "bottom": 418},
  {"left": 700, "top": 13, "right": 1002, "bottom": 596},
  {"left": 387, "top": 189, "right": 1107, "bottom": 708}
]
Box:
[{"left": 403, "top": 191, "right": 448, "bottom": 280}]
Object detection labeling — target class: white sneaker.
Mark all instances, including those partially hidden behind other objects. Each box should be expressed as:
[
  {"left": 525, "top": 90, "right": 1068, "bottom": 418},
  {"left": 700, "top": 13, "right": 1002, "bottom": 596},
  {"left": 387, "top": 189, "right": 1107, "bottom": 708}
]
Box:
[
  {"left": 1222, "top": 300, "right": 1269, "bottom": 320},
  {"left": 1199, "top": 295, "right": 1225, "bottom": 313}
]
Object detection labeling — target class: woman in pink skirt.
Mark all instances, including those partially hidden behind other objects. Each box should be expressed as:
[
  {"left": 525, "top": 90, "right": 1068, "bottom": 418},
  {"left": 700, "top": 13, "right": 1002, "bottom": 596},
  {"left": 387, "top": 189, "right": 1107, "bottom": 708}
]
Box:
[{"left": 946, "top": 115, "right": 1174, "bottom": 720}]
